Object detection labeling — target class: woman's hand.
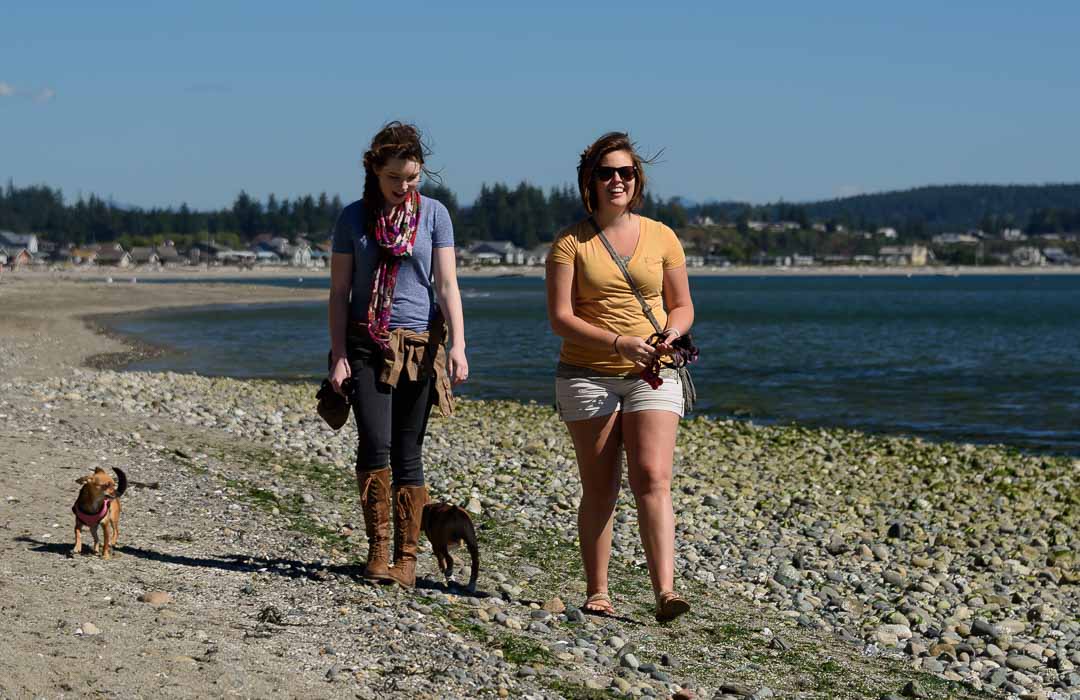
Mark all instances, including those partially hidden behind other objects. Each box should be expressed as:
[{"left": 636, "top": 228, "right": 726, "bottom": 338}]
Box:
[
  {"left": 655, "top": 327, "right": 681, "bottom": 354},
  {"left": 448, "top": 345, "right": 469, "bottom": 385},
  {"left": 614, "top": 335, "right": 657, "bottom": 368},
  {"left": 330, "top": 354, "right": 351, "bottom": 395}
]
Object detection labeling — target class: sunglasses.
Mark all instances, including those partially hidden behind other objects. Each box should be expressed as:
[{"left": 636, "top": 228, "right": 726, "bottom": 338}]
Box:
[{"left": 594, "top": 165, "right": 637, "bottom": 182}]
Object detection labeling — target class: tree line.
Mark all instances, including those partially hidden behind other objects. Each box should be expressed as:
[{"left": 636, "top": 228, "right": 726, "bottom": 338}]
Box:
[
  {"left": 0, "top": 179, "right": 688, "bottom": 250},
  {"left": 2, "top": 178, "right": 1078, "bottom": 250},
  {"left": 0, "top": 181, "right": 345, "bottom": 246},
  {"left": 696, "top": 184, "right": 1080, "bottom": 236}
]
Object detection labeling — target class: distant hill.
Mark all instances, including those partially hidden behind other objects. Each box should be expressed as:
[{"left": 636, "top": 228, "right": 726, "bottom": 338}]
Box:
[{"left": 693, "top": 184, "right": 1080, "bottom": 234}]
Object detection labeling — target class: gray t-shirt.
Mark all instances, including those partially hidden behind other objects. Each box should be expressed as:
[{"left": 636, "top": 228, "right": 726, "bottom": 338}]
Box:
[{"left": 331, "top": 195, "right": 454, "bottom": 332}]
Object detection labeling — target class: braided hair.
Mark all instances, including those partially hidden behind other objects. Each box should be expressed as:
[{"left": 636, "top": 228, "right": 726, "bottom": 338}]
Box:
[{"left": 361, "top": 121, "right": 432, "bottom": 230}]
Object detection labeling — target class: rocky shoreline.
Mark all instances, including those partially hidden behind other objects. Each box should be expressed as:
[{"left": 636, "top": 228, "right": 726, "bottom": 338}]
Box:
[{"left": 1, "top": 279, "right": 1077, "bottom": 699}]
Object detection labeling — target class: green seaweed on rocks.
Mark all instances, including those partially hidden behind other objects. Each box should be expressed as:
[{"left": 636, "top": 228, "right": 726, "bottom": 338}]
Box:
[{"left": 497, "top": 634, "right": 554, "bottom": 665}]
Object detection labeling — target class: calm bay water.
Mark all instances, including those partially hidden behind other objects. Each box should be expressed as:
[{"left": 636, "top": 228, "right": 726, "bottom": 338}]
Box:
[{"left": 109, "top": 275, "right": 1080, "bottom": 454}]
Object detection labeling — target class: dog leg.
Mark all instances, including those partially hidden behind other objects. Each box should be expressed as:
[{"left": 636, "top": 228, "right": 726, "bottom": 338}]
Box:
[
  {"left": 72, "top": 522, "right": 82, "bottom": 557},
  {"left": 465, "top": 524, "right": 480, "bottom": 593},
  {"left": 433, "top": 546, "right": 451, "bottom": 584},
  {"left": 101, "top": 521, "right": 113, "bottom": 559},
  {"left": 444, "top": 551, "right": 455, "bottom": 583},
  {"left": 91, "top": 525, "right": 100, "bottom": 555}
]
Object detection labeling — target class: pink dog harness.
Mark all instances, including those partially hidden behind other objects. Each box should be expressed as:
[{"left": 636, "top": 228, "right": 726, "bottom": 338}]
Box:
[{"left": 73, "top": 499, "right": 110, "bottom": 527}]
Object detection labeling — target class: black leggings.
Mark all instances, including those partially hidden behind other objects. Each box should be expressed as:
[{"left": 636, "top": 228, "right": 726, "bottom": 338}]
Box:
[{"left": 346, "top": 334, "right": 434, "bottom": 487}]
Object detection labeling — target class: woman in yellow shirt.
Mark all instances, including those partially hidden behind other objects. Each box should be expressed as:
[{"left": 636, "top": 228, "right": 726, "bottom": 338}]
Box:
[{"left": 546, "top": 132, "right": 695, "bottom": 622}]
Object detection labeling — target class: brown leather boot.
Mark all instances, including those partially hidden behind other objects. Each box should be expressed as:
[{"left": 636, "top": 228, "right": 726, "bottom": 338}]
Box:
[
  {"left": 386, "top": 484, "right": 428, "bottom": 588},
  {"left": 357, "top": 467, "right": 392, "bottom": 581}
]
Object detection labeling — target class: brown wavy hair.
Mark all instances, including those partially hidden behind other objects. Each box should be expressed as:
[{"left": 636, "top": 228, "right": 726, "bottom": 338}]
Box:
[
  {"left": 576, "top": 131, "right": 657, "bottom": 214},
  {"left": 361, "top": 121, "right": 432, "bottom": 228}
]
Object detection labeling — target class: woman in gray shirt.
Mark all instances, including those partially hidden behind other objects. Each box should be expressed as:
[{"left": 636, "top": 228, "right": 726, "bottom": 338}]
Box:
[{"left": 328, "top": 121, "right": 467, "bottom": 588}]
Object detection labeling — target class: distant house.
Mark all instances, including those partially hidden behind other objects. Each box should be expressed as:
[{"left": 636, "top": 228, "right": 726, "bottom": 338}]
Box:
[
  {"left": 685, "top": 253, "right": 706, "bottom": 268},
  {"left": 291, "top": 242, "right": 312, "bottom": 267},
  {"left": 129, "top": 247, "right": 160, "bottom": 266},
  {"left": 467, "top": 240, "right": 526, "bottom": 265},
  {"left": 1010, "top": 246, "right": 1045, "bottom": 266},
  {"left": 0, "top": 247, "right": 7, "bottom": 266},
  {"left": 217, "top": 249, "right": 257, "bottom": 266},
  {"left": 269, "top": 236, "right": 292, "bottom": 255},
  {"left": 526, "top": 244, "right": 550, "bottom": 266},
  {"left": 932, "top": 232, "right": 979, "bottom": 245},
  {"left": 748, "top": 221, "right": 801, "bottom": 234},
  {"left": 46, "top": 245, "right": 75, "bottom": 265},
  {"left": 251, "top": 241, "right": 281, "bottom": 262},
  {"left": 791, "top": 254, "right": 815, "bottom": 267},
  {"left": 1042, "top": 247, "right": 1072, "bottom": 265},
  {"left": 6, "top": 248, "right": 33, "bottom": 267},
  {"left": 876, "top": 227, "right": 898, "bottom": 239},
  {"left": 879, "top": 244, "right": 931, "bottom": 266},
  {"left": 309, "top": 248, "right": 330, "bottom": 268},
  {"left": 1001, "top": 228, "right": 1027, "bottom": 241},
  {"left": 95, "top": 245, "right": 131, "bottom": 267},
  {"left": 821, "top": 254, "right": 853, "bottom": 265},
  {"left": 0, "top": 231, "right": 39, "bottom": 254},
  {"left": 155, "top": 244, "right": 183, "bottom": 266},
  {"left": 189, "top": 241, "right": 232, "bottom": 264},
  {"left": 69, "top": 247, "right": 99, "bottom": 265}
]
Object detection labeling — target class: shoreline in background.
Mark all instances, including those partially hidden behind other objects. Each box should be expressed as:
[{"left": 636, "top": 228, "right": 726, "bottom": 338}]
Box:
[
  {"left": 6, "top": 263, "right": 1080, "bottom": 281},
  {"left": 19, "top": 273, "right": 1079, "bottom": 456}
]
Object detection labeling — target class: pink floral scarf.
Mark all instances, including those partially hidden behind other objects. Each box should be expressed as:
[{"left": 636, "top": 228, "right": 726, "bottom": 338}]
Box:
[{"left": 367, "top": 190, "right": 421, "bottom": 350}]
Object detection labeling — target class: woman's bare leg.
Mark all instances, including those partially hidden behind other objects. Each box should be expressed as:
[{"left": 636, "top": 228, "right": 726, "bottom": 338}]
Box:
[
  {"left": 622, "top": 409, "right": 679, "bottom": 597},
  {"left": 566, "top": 412, "right": 623, "bottom": 608}
]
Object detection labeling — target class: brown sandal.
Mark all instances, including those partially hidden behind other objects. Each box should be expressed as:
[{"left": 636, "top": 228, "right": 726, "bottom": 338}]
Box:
[
  {"left": 582, "top": 592, "right": 617, "bottom": 617},
  {"left": 655, "top": 590, "right": 690, "bottom": 622}
]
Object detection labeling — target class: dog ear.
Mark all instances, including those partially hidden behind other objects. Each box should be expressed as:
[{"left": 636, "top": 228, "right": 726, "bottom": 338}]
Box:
[
  {"left": 76, "top": 475, "right": 90, "bottom": 484},
  {"left": 93, "top": 467, "right": 107, "bottom": 475}
]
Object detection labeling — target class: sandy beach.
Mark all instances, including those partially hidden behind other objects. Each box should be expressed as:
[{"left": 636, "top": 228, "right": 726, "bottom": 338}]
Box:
[{"left": 1, "top": 276, "right": 1077, "bottom": 699}]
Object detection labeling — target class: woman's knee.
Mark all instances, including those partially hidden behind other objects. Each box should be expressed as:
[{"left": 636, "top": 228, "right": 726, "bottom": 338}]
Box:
[
  {"left": 628, "top": 464, "right": 672, "bottom": 498},
  {"left": 356, "top": 434, "right": 391, "bottom": 471},
  {"left": 579, "top": 486, "right": 619, "bottom": 514},
  {"left": 390, "top": 452, "right": 424, "bottom": 486}
]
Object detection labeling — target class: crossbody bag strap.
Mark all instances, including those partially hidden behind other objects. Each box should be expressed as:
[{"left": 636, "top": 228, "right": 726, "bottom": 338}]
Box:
[{"left": 588, "top": 217, "right": 664, "bottom": 335}]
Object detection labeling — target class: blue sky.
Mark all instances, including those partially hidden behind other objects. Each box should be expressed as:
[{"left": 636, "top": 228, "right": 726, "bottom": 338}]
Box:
[{"left": 3, "top": 1, "right": 1078, "bottom": 210}]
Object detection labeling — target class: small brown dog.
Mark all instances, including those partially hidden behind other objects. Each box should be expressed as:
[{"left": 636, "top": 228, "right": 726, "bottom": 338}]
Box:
[
  {"left": 72, "top": 467, "right": 127, "bottom": 559},
  {"left": 421, "top": 502, "right": 479, "bottom": 592}
]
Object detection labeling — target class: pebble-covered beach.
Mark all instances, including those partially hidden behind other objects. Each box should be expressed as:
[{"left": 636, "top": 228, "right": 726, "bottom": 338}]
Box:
[{"left": 1, "top": 278, "right": 1077, "bottom": 699}]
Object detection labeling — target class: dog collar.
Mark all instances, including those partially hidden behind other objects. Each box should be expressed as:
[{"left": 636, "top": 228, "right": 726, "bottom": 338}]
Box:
[{"left": 73, "top": 498, "right": 110, "bottom": 527}]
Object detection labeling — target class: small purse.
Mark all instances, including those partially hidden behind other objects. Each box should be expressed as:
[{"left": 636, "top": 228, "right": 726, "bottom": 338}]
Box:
[
  {"left": 589, "top": 218, "right": 699, "bottom": 414},
  {"left": 315, "top": 379, "right": 351, "bottom": 430}
]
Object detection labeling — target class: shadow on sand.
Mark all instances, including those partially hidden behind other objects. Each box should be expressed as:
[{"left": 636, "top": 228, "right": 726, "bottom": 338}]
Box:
[{"left": 16, "top": 536, "right": 491, "bottom": 599}]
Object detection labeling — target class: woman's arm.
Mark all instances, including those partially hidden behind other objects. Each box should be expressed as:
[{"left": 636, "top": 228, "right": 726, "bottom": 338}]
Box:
[
  {"left": 545, "top": 260, "right": 656, "bottom": 367},
  {"left": 328, "top": 252, "right": 353, "bottom": 393},
  {"left": 657, "top": 264, "right": 694, "bottom": 351},
  {"left": 432, "top": 246, "right": 468, "bottom": 384}
]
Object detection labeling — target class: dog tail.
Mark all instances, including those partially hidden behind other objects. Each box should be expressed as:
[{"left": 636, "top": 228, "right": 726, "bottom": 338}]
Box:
[
  {"left": 464, "top": 519, "right": 480, "bottom": 592},
  {"left": 114, "top": 467, "right": 128, "bottom": 497}
]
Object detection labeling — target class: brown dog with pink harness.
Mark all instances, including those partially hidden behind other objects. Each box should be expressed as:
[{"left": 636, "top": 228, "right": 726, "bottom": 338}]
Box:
[{"left": 71, "top": 467, "right": 127, "bottom": 559}]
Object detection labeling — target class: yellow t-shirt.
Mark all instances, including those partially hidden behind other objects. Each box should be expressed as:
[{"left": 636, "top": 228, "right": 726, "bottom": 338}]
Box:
[{"left": 548, "top": 216, "right": 686, "bottom": 374}]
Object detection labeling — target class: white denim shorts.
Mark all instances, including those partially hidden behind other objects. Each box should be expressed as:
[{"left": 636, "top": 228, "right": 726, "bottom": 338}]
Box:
[{"left": 555, "top": 366, "right": 684, "bottom": 422}]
